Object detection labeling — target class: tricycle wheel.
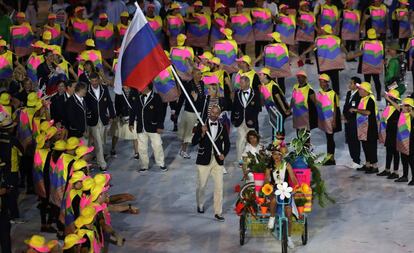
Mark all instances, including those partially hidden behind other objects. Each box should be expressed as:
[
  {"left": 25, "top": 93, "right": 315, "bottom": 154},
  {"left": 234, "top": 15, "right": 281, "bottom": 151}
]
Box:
[
  {"left": 281, "top": 219, "right": 288, "bottom": 253},
  {"left": 301, "top": 218, "right": 308, "bottom": 245},
  {"left": 239, "top": 214, "right": 246, "bottom": 245}
]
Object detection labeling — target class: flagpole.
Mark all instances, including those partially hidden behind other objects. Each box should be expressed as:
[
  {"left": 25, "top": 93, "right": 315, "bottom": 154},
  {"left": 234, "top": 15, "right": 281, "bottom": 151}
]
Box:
[{"left": 170, "top": 67, "right": 222, "bottom": 156}]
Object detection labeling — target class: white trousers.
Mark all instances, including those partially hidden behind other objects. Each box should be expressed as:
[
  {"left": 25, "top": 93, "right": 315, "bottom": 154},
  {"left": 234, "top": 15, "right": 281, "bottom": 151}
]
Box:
[
  {"left": 196, "top": 158, "right": 224, "bottom": 215},
  {"left": 90, "top": 120, "right": 107, "bottom": 168},
  {"left": 137, "top": 132, "right": 165, "bottom": 169},
  {"left": 178, "top": 111, "right": 198, "bottom": 143},
  {"left": 236, "top": 122, "right": 255, "bottom": 161}
]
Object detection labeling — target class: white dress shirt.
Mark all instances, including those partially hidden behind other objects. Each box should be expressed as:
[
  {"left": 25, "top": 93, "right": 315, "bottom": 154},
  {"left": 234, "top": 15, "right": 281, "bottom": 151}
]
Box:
[
  {"left": 209, "top": 119, "right": 219, "bottom": 140},
  {"left": 92, "top": 86, "right": 100, "bottom": 99},
  {"left": 74, "top": 93, "right": 84, "bottom": 104},
  {"left": 242, "top": 88, "right": 251, "bottom": 107}
]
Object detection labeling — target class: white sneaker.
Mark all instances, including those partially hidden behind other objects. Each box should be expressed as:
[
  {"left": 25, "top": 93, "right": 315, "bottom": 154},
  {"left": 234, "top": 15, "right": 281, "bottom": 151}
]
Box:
[
  {"left": 267, "top": 216, "right": 275, "bottom": 229},
  {"left": 179, "top": 150, "right": 191, "bottom": 159},
  {"left": 350, "top": 162, "right": 362, "bottom": 170},
  {"left": 288, "top": 236, "right": 295, "bottom": 249},
  {"left": 223, "top": 167, "right": 228, "bottom": 174}
]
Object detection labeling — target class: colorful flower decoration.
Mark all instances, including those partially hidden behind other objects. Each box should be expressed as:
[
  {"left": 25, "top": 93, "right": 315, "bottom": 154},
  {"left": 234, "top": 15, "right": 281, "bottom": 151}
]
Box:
[
  {"left": 261, "top": 183, "right": 274, "bottom": 196},
  {"left": 275, "top": 182, "right": 293, "bottom": 200}
]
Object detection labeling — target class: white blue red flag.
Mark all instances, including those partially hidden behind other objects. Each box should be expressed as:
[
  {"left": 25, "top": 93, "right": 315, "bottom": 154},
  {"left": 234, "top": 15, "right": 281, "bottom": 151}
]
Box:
[{"left": 114, "top": 6, "right": 170, "bottom": 94}]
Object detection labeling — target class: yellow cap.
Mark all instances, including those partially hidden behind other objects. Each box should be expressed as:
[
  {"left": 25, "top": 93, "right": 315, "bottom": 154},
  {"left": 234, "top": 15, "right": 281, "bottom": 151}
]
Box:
[
  {"left": 193, "top": 1, "right": 203, "bottom": 6},
  {"left": 66, "top": 137, "right": 80, "bottom": 151},
  {"left": 40, "top": 120, "right": 54, "bottom": 133},
  {"left": 279, "top": 4, "right": 289, "bottom": 9},
  {"left": 85, "top": 39, "right": 95, "bottom": 47},
  {"left": 53, "top": 140, "right": 67, "bottom": 151},
  {"left": 322, "top": 24, "right": 333, "bottom": 34},
  {"left": 400, "top": 0, "right": 409, "bottom": 5},
  {"left": 356, "top": 82, "right": 372, "bottom": 94},
  {"left": 42, "top": 31, "right": 52, "bottom": 41},
  {"left": 177, "top": 33, "right": 186, "bottom": 46},
  {"left": 220, "top": 28, "right": 233, "bottom": 39},
  {"left": 209, "top": 57, "right": 221, "bottom": 65},
  {"left": 36, "top": 134, "right": 46, "bottom": 149},
  {"left": 268, "top": 32, "right": 281, "bottom": 42},
  {"left": 69, "top": 171, "right": 86, "bottom": 184},
  {"left": 73, "top": 159, "right": 88, "bottom": 172},
  {"left": 16, "top": 12, "right": 25, "bottom": 18},
  {"left": 24, "top": 235, "right": 57, "bottom": 252},
  {"left": 121, "top": 11, "right": 129, "bottom": 18},
  {"left": 319, "top": 73, "right": 330, "bottom": 82},
  {"left": 236, "top": 55, "right": 251, "bottom": 66},
  {"left": 199, "top": 51, "right": 213, "bottom": 60},
  {"left": 198, "top": 64, "right": 210, "bottom": 73},
  {"left": 402, "top": 97, "right": 414, "bottom": 107},
  {"left": 48, "top": 13, "right": 57, "bottom": 19},
  {"left": 99, "top": 13, "right": 108, "bottom": 19},
  {"left": 0, "top": 39, "right": 6, "bottom": 47},
  {"left": 48, "top": 45, "right": 62, "bottom": 55},
  {"left": 45, "top": 126, "right": 57, "bottom": 140},
  {"left": 214, "top": 2, "right": 226, "bottom": 11},
  {"left": 27, "top": 92, "right": 40, "bottom": 107},
  {"left": 32, "top": 40, "right": 45, "bottom": 48},
  {"left": 82, "top": 177, "right": 95, "bottom": 191},
  {"left": 0, "top": 92, "right": 11, "bottom": 105},
  {"left": 296, "top": 70, "right": 307, "bottom": 77},
  {"left": 367, "top": 28, "right": 377, "bottom": 39},
  {"left": 170, "top": 2, "right": 182, "bottom": 9},
  {"left": 75, "top": 145, "right": 94, "bottom": 159},
  {"left": 62, "top": 233, "right": 86, "bottom": 250},
  {"left": 386, "top": 89, "right": 401, "bottom": 100},
  {"left": 259, "top": 67, "right": 271, "bottom": 76}
]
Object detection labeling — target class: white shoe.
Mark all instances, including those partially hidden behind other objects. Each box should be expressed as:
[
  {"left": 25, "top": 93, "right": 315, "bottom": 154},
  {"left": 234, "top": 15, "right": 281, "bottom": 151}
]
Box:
[
  {"left": 223, "top": 167, "right": 228, "bottom": 174},
  {"left": 288, "top": 236, "right": 295, "bottom": 249},
  {"left": 267, "top": 216, "right": 275, "bottom": 229},
  {"left": 179, "top": 150, "right": 191, "bottom": 159},
  {"left": 350, "top": 162, "right": 362, "bottom": 170}
]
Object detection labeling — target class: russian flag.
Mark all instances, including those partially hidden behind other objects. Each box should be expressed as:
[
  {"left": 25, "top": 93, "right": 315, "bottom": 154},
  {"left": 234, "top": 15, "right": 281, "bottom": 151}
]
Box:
[{"left": 114, "top": 6, "right": 170, "bottom": 94}]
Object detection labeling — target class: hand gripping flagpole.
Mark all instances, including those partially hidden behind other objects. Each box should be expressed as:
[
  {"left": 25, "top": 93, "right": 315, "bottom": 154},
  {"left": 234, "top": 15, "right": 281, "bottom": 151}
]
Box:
[{"left": 169, "top": 67, "right": 222, "bottom": 156}]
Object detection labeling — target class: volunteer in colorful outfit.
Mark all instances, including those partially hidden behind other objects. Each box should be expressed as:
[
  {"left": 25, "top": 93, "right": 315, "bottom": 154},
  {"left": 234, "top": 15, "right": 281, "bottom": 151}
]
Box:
[
  {"left": 378, "top": 90, "right": 401, "bottom": 179},
  {"left": 350, "top": 82, "right": 379, "bottom": 174},
  {"left": 275, "top": 4, "right": 296, "bottom": 47},
  {"left": 340, "top": 0, "right": 360, "bottom": 53},
  {"left": 258, "top": 67, "right": 290, "bottom": 137},
  {"left": 316, "top": 74, "right": 341, "bottom": 165},
  {"left": 75, "top": 205, "right": 101, "bottom": 253},
  {"left": 43, "top": 13, "right": 63, "bottom": 46},
  {"left": 315, "top": 0, "right": 340, "bottom": 35},
  {"left": 117, "top": 11, "right": 130, "bottom": 46},
  {"left": 210, "top": 3, "right": 228, "bottom": 48},
  {"left": 165, "top": 2, "right": 185, "bottom": 48},
  {"left": 78, "top": 39, "right": 111, "bottom": 75},
  {"left": 300, "top": 24, "right": 346, "bottom": 95},
  {"left": 10, "top": 12, "right": 34, "bottom": 58},
  {"left": 66, "top": 6, "right": 93, "bottom": 62},
  {"left": 254, "top": 32, "right": 296, "bottom": 93},
  {"left": 93, "top": 13, "right": 116, "bottom": 62},
  {"left": 0, "top": 93, "right": 13, "bottom": 118},
  {"left": 251, "top": 0, "right": 273, "bottom": 61},
  {"left": 394, "top": 97, "right": 414, "bottom": 185},
  {"left": 290, "top": 70, "right": 317, "bottom": 134},
  {"left": 146, "top": 3, "right": 164, "bottom": 45},
  {"left": 0, "top": 39, "right": 17, "bottom": 82},
  {"left": 26, "top": 41, "right": 45, "bottom": 83},
  {"left": 392, "top": 0, "right": 411, "bottom": 49},
  {"left": 265, "top": 144, "right": 298, "bottom": 249},
  {"left": 230, "top": 1, "right": 253, "bottom": 55},
  {"left": 186, "top": 1, "right": 211, "bottom": 55},
  {"left": 362, "top": 0, "right": 388, "bottom": 40},
  {"left": 213, "top": 28, "right": 238, "bottom": 74},
  {"left": 296, "top": 0, "right": 315, "bottom": 65},
  {"left": 170, "top": 34, "right": 194, "bottom": 82},
  {"left": 234, "top": 55, "right": 260, "bottom": 93},
  {"left": 348, "top": 29, "right": 384, "bottom": 100},
  {"left": 405, "top": 32, "right": 414, "bottom": 91},
  {"left": 50, "top": 45, "right": 78, "bottom": 82}
]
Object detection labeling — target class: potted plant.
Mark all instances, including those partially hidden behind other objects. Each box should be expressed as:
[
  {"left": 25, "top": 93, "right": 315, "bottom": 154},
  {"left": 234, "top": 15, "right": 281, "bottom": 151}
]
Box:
[
  {"left": 294, "top": 194, "right": 307, "bottom": 216},
  {"left": 246, "top": 151, "right": 270, "bottom": 195},
  {"left": 285, "top": 129, "right": 335, "bottom": 208}
]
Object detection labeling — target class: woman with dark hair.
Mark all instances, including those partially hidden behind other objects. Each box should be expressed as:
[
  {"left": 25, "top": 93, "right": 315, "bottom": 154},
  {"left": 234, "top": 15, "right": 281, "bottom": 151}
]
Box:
[
  {"left": 78, "top": 60, "right": 96, "bottom": 86},
  {"left": 241, "top": 130, "right": 263, "bottom": 158}
]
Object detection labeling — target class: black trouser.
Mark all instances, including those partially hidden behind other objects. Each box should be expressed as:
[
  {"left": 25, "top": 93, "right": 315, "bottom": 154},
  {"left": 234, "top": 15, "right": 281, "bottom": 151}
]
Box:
[
  {"left": 298, "top": 41, "right": 312, "bottom": 61},
  {"left": 326, "top": 133, "right": 335, "bottom": 156},
  {"left": 50, "top": 204, "right": 65, "bottom": 232},
  {"left": 39, "top": 197, "right": 52, "bottom": 225},
  {"left": 399, "top": 38, "right": 408, "bottom": 50},
  {"left": 362, "top": 140, "right": 378, "bottom": 164},
  {"left": 400, "top": 153, "right": 414, "bottom": 179},
  {"left": 277, "top": 77, "right": 285, "bottom": 94},
  {"left": 385, "top": 146, "right": 399, "bottom": 171},
  {"left": 255, "top": 40, "right": 268, "bottom": 59},
  {"left": 5, "top": 172, "right": 19, "bottom": 219},
  {"left": 364, "top": 74, "right": 382, "bottom": 100},
  {"left": 321, "top": 69, "right": 340, "bottom": 95},
  {"left": 240, "top": 44, "right": 247, "bottom": 55},
  {"left": 0, "top": 213, "right": 11, "bottom": 253},
  {"left": 20, "top": 154, "right": 34, "bottom": 192},
  {"left": 193, "top": 47, "right": 204, "bottom": 56},
  {"left": 345, "top": 40, "right": 356, "bottom": 52},
  {"left": 345, "top": 122, "right": 361, "bottom": 164}
]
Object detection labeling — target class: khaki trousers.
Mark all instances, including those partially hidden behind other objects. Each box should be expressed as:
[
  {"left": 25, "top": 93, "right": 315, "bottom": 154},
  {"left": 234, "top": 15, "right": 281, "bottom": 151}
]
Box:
[
  {"left": 90, "top": 120, "right": 107, "bottom": 168},
  {"left": 137, "top": 132, "right": 165, "bottom": 169},
  {"left": 236, "top": 122, "right": 255, "bottom": 161},
  {"left": 196, "top": 158, "right": 224, "bottom": 215},
  {"left": 178, "top": 111, "right": 198, "bottom": 143}
]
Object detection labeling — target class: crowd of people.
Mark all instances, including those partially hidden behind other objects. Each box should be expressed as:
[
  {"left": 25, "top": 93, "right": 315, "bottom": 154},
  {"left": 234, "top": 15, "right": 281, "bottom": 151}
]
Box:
[{"left": 1, "top": 0, "right": 414, "bottom": 252}]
